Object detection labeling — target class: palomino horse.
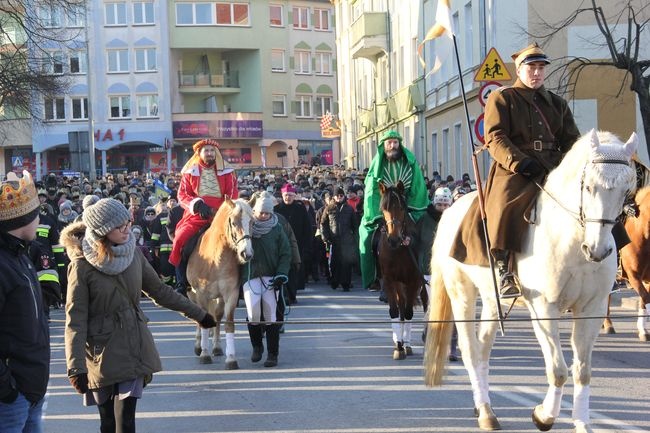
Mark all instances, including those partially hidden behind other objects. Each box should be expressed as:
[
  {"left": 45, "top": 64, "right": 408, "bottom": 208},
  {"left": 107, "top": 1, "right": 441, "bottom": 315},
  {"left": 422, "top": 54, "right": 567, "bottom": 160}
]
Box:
[
  {"left": 604, "top": 185, "right": 650, "bottom": 341},
  {"left": 424, "top": 130, "right": 637, "bottom": 433},
  {"left": 378, "top": 181, "right": 429, "bottom": 359},
  {"left": 187, "top": 198, "right": 254, "bottom": 369}
]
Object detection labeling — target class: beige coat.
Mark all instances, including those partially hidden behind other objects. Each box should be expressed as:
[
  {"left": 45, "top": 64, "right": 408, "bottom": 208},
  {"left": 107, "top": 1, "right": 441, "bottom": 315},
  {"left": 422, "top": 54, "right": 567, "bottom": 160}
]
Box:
[
  {"left": 452, "top": 79, "right": 580, "bottom": 265},
  {"left": 62, "top": 222, "right": 206, "bottom": 390}
]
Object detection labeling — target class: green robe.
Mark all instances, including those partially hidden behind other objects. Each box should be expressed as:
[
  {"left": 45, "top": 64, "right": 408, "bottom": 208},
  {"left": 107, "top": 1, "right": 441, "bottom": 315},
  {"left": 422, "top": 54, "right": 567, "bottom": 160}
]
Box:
[{"left": 359, "top": 143, "right": 429, "bottom": 288}]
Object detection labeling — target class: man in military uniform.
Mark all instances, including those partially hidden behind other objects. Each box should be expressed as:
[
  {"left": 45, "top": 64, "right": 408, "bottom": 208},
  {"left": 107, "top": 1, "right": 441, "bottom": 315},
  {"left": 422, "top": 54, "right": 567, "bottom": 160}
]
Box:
[
  {"left": 358, "top": 130, "right": 429, "bottom": 291},
  {"left": 483, "top": 43, "right": 580, "bottom": 297}
]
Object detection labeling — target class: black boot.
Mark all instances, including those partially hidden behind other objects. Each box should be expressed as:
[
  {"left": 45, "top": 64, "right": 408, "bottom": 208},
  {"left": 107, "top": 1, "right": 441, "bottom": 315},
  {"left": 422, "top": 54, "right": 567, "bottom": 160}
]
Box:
[
  {"left": 174, "top": 257, "right": 189, "bottom": 297},
  {"left": 247, "top": 323, "right": 264, "bottom": 362},
  {"left": 264, "top": 324, "right": 280, "bottom": 367},
  {"left": 493, "top": 250, "right": 520, "bottom": 299}
]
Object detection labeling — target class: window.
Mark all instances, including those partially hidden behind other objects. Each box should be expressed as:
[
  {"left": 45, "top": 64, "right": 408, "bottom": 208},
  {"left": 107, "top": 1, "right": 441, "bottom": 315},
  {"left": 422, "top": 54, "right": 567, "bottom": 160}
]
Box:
[
  {"left": 40, "top": 5, "right": 62, "bottom": 28},
  {"left": 70, "top": 51, "right": 87, "bottom": 74},
  {"left": 314, "top": 52, "right": 331, "bottom": 75},
  {"left": 137, "top": 94, "right": 158, "bottom": 117},
  {"left": 176, "top": 3, "right": 212, "bottom": 25},
  {"left": 464, "top": 2, "right": 473, "bottom": 66},
  {"left": 292, "top": 6, "right": 309, "bottom": 29},
  {"left": 296, "top": 95, "right": 311, "bottom": 118},
  {"left": 43, "top": 51, "right": 64, "bottom": 75},
  {"left": 271, "top": 49, "right": 285, "bottom": 72},
  {"left": 314, "top": 96, "right": 332, "bottom": 118},
  {"left": 110, "top": 95, "right": 131, "bottom": 118},
  {"left": 216, "top": 3, "right": 249, "bottom": 26},
  {"left": 313, "top": 8, "right": 329, "bottom": 31},
  {"left": 44, "top": 97, "right": 65, "bottom": 120},
  {"left": 135, "top": 48, "right": 156, "bottom": 72},
  {"left": 134, "top": 1, "right": 154, "bottom": 25},
  {"left": 71, "top": 97, "right": 88, "bottom": 120},
  {"left": 108, "top": 49, "right": 129, "bottom": 72},
  {"left": 272, "top": 94, "right": 286, "bottom": 116},
  {"left": 67, "top": 4, "right": 85, "bottom": 27},
  {"left": 295, "top": 51, "right": 311, "bottom": 74},
  {"left": 269, "top": 5, "right": 283, "bottom": 26},
  {"left": 105, "top": 3, "right": 127, "bottom": 25}
]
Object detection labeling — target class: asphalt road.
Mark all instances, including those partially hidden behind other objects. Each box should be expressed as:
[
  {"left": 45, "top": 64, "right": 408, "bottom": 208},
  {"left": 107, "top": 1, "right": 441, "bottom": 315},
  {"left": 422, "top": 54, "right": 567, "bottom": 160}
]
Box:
[{"left": 43, "top": 281, "right": 650, "bottom": 433}]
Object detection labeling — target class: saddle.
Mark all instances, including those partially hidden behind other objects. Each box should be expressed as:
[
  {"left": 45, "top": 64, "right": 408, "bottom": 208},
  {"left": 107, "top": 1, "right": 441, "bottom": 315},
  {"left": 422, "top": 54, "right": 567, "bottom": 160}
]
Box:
[{"left": 180, "top": 224, "right": 210, "bottom": 262}]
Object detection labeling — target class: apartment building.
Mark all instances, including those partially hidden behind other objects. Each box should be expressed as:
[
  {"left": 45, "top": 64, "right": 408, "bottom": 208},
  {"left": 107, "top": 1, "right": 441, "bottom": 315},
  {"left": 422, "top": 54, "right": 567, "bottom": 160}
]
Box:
[
  {"left": 334, "top": 0, "right": 649, "bottom": 179},
  {"left": 2, "top": 0, "right": 338, "bottom": 178}
]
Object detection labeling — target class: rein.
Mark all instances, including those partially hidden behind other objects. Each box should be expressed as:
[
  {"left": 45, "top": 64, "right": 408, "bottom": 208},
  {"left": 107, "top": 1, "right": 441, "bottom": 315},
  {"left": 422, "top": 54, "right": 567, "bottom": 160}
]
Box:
[{"left": 534, "top": 158, "right": 630, "bottom": 228}]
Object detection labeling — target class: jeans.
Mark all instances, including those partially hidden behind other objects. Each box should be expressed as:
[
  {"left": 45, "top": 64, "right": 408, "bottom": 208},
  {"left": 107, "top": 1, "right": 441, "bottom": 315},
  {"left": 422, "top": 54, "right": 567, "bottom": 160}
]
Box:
[{"left": 0, "top": 392, "right": 44, "bottom": 433}]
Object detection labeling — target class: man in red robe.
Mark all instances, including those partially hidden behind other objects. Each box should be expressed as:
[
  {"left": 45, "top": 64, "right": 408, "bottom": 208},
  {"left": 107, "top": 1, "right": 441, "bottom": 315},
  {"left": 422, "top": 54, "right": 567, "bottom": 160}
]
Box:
[{"left": 170, "top": 139, "right": 238, "bottom": 294}]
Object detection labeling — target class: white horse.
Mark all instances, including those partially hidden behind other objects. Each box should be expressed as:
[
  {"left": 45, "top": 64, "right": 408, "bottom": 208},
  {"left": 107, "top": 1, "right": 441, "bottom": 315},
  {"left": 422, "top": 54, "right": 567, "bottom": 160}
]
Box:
[{"left": 424, "top": 130, "right": 637, "bottom": 433}]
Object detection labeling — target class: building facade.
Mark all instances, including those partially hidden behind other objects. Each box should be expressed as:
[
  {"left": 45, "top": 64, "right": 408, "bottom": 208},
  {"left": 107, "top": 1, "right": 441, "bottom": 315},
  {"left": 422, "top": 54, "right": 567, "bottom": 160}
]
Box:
[{"left": 1, "top": 0, "right": 338, "bottom": 179}]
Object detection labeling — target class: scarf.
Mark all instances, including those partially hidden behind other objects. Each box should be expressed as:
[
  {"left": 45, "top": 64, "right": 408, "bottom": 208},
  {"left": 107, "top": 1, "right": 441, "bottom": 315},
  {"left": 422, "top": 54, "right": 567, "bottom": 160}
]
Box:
[
  {"left": 251, "top": 214, "right": 278, "bottom": 238},
  {"left": 82, "top": 231, "right": 136, "bottom": 275}
]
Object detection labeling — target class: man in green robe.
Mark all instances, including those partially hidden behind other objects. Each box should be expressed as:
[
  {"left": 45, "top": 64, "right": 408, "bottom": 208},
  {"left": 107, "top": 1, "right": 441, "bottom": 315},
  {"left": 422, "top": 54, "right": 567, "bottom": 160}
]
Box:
[{"left": 359, "top": 130, "right": 430, "bottom": 290}]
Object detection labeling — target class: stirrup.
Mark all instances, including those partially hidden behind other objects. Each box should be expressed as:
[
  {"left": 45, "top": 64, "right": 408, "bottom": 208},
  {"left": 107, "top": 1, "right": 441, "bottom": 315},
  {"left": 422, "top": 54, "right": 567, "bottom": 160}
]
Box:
[{"left": 499, "top": 272, "right": 521, "bottom": 299}]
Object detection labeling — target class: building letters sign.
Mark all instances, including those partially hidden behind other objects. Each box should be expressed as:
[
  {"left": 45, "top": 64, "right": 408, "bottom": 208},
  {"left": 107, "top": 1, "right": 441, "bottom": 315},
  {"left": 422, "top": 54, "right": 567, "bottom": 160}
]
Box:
[{"left": 95, "top": 128, "right": 126, "bottom": 142}]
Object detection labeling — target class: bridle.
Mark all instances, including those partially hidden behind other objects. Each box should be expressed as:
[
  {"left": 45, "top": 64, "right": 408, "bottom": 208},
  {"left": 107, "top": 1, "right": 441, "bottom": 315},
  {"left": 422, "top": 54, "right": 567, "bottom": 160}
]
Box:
[
  {"left": 381, "top": 189, "right": 408, "bottom": 244},
  {"left": 535, "top": 158, "right": 630, "bottom": 228},
  {"left": 227, "top": 214, "right": 252, "bottom": 246}
]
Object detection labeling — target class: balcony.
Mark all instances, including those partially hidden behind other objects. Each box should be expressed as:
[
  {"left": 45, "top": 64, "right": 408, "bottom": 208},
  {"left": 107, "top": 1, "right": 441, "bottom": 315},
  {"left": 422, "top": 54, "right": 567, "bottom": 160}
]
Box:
[
  {"left": 350, "top": 12, "right": 388, "bottom": 61},
  {"left": 178, "top": 71, "right": 240, "bottom": 94}
]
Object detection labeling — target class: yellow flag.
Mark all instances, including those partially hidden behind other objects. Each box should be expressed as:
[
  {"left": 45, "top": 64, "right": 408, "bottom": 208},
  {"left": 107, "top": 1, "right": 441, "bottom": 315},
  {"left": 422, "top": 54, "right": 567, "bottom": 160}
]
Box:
[{"left": 418, "top": 0, "right": 454, "bottom": 76}]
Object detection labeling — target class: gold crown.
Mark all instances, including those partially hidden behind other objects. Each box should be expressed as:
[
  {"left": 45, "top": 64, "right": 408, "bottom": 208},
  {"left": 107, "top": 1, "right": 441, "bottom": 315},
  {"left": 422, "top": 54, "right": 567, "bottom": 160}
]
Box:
[{"left": 0, "top": 170, "right": 40, "bottom": 222}]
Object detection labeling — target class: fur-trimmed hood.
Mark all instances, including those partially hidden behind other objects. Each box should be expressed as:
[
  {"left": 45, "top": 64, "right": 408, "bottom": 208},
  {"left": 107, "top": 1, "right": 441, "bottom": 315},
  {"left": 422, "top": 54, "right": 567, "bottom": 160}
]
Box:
[{"left": 60, "top": 220, "right": 86, "bottom": 261}]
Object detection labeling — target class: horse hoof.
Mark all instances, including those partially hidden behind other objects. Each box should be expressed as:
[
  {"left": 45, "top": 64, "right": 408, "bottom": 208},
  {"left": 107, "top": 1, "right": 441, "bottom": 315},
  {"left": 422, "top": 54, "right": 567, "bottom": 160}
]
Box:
[
  {"left": 531, "top": 404, "right": 554, "bottom": 432},
  {"left": 212, "top": 347, "right": 224, "bottom": 356},
  {"left": 639, "top": 332, "right": 650, "bottom": 342},
  {"left": 405, "top": 345, "right": 413, "bottom": 356},
  {"left": 194, "top": 346, "right": 202, "bottom": 356},
  {"left": 225, "top": 359, "right": 239, "bottom": 370},
  {"left": 574, "top": 423, "right": 595, "bottom": 433},
  {"left": 476, "top": 403, "right": 501, "bottom": 431},
  {"left": 392, "top": 349, "right": 406, "bottom": 360},
  {"left": 199, "top": 355, "right": 212, "bottom": 364}
]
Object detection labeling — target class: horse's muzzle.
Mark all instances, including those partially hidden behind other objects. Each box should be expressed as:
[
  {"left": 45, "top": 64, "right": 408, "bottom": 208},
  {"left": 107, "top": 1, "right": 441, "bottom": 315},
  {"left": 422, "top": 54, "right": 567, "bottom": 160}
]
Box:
[
  {"left": 581, "top": 243, "right": 613, "bottom": 263},
  {"left": 240, "top": 250, "right": 253, "bottom": 263}
]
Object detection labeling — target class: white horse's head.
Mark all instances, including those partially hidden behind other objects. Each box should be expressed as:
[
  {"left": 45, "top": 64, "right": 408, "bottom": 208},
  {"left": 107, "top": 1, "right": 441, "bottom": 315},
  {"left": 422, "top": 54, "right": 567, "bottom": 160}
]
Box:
[
  {"left": 227, "top": 198, "right": 254, "bottom": 263},
  {"left": 569, "top": 130, "right": 637, "bottom": 262}
]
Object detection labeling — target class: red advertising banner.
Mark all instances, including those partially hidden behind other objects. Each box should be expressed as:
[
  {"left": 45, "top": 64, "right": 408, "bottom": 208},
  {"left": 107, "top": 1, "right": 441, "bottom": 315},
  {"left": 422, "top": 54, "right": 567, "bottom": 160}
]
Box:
[{"left": 221, "top": 148, "right": 252, "bottom": 164}]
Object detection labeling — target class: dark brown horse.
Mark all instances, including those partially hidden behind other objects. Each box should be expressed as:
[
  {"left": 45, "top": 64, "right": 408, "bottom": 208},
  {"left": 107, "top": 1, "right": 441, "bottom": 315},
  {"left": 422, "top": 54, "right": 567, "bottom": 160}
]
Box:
[
  {"left": 378, "top": 181, "right": 429, "bottom": 359},
  {"left": 604, "top": 186, "right": 650, "bottom": 341}
]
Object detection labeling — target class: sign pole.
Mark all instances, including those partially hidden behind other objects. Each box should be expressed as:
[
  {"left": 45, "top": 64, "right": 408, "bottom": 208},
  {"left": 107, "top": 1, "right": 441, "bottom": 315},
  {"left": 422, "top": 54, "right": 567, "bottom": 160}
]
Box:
[{"left": 451, "top": 35, "right": 506, "bottom": 336}]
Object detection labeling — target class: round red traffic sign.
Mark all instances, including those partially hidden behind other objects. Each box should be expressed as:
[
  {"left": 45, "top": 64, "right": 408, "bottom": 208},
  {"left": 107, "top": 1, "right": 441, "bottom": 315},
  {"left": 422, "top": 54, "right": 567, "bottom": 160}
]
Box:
[
  {"left": 478, "top": 81, "right": 502, "bottom": 107},
  {"left": 474, "top": 113, "right": 485, "bottom": 144}
]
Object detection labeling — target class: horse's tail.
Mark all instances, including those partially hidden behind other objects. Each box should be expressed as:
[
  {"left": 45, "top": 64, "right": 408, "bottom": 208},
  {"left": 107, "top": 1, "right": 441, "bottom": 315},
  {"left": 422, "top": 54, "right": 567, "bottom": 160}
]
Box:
[{"left": 423, "top": 260, "right": 453, "bottom": 387}]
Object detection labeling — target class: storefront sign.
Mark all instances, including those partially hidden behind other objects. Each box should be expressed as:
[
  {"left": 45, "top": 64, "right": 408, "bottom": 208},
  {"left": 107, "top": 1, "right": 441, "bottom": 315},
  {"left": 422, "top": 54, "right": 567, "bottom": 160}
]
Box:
[
  {"left": 95, "top": 128, "right": 126, "bottom": 142},
  {"left": 221, "top": 148, "right": 252, "bottom": 164},
  {"left": 173, "top": 121, "right": 210, "bottom": 139},
  {"left": 172, "top": 120, "right": 263, "bottom": 139}
]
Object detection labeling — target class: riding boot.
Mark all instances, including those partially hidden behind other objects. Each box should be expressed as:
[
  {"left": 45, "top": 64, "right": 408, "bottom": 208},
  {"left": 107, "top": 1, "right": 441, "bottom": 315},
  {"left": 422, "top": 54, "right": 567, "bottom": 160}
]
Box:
[
  {"left": 448, "top": 325, "right": 460, "bottom": 362},
  {"left": 264, "top": 324, "right": 280, "bottom": 367},
  {"left": 612, "top": 221, "right": 631, "bottom": 250},
  {"left": 247, "top": 323, "right": 264, "bottom": 363},
  {"left": 493, "top": 249, "right": 520, "bottom": 299},
  {"left": 174, "top": 257, "right": 189, "bottom": 297}
]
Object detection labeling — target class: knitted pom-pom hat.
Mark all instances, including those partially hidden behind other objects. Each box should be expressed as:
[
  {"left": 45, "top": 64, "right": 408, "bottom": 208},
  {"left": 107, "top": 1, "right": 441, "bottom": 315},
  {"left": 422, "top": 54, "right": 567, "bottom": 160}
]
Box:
[{"left": 82, "top": 198, "right": 131, "bottom": 237}]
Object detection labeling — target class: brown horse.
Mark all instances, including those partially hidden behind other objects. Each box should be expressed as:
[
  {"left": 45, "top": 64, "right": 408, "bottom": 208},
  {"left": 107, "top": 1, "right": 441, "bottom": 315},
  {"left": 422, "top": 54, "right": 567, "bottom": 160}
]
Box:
[
  {"left": 187, "top": 198, "right": 254, "bottom": 369},
  {"left": 603, "top": 186, "right": 650, "bottom": 341},
  {"left": 378, "top": 181, "right": 429, "bottom": 359}
]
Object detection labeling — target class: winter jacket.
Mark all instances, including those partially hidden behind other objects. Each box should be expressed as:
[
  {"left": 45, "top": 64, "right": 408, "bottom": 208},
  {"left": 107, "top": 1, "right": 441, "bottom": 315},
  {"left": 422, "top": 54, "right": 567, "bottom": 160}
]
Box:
[
  {"left": 0, "top": 232, "right": 50, "bottom": 404},
  {"left": 242, "top": 223, "right": 291, "bottom": 282},
  {"left": 62, "top": 222, "right": 207, "bottom": 390}
]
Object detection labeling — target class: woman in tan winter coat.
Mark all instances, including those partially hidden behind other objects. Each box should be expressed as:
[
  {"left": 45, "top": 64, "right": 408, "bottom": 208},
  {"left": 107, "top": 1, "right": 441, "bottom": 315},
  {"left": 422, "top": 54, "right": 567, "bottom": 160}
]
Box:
[{"left": 62, "top": 198, "right": 216, "bottom": 433}]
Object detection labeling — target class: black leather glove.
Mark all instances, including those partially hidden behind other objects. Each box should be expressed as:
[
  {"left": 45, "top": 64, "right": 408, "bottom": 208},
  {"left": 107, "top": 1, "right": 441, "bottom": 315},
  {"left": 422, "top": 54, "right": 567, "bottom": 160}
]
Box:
[
  {"left": 69, "top": 373, "right": 89, "bottom": 394},
  {"left": 623, "top": 203, "right": 639, "bottom": 218},
  {"left": 518, "top": 157, "right": 544, "bottom": 178},
  {"left": 0, "top": 387, "right": 18, "bottom": 404},
  {"left": 193, "top": 200, "right": 212, "bottom": 219},
  {"left": 199, "top": 313, "right": 217, "bottom": 329},
  {"left": 270, "top": 276, "right": 286, "bottom": 291}
]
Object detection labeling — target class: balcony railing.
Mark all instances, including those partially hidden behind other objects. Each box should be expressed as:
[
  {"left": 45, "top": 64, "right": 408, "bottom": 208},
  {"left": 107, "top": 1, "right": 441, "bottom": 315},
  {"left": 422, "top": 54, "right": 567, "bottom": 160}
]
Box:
[
  {"left": 178, "top": 71, "right": 239, "bottom": 89},
  {"left": 350, "top": 12, "right": 388, "bottom": 60}
]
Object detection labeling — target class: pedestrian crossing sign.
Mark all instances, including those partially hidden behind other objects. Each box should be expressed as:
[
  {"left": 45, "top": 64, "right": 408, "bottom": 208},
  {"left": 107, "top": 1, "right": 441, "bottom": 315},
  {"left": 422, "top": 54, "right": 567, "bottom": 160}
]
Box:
[{"left": 474, "top": 47, "right": 512, "bottom": 82}]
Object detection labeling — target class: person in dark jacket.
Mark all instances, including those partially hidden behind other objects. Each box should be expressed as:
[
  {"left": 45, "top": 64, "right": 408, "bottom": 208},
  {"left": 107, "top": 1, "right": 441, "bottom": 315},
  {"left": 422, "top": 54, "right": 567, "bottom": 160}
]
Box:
[
  {"left": 0, "top": 171, "right": 50, "bottom": 432},
  {"left": 320, "top": 187, "right": 359, "bottom": 291},
  {"left": 274, "top": 183, "right": 312, "bottom": 304},
  {"left": 62, "top": 198, "right": 217, "bottom": 433}
]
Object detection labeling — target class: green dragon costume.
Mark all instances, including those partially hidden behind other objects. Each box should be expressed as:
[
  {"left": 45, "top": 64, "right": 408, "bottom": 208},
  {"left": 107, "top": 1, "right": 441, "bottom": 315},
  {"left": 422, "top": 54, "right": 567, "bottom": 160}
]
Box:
[{"left": 359, "top": 130, "right": 430, "bottom": 289}]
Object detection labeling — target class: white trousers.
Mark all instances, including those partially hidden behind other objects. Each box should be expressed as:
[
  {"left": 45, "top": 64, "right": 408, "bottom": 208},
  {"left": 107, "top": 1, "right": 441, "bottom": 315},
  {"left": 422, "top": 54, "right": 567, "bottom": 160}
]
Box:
[{"left": 243, "top": 276, "right": 277, "bottom": 323}]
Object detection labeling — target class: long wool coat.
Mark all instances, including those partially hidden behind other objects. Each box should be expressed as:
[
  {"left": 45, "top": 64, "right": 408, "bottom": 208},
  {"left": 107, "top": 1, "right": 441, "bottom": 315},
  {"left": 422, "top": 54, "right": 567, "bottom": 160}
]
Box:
[{"left": 451, "top": 79, "right": 580, "bottom": 265}]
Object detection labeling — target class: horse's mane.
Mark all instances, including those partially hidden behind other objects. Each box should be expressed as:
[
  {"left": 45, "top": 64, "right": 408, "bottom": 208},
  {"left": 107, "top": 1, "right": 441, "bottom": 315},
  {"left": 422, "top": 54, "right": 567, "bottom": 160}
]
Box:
[
  {"left": 635, "top": 186, "right": 650, "bottom": 205},
  {"left": 547, "top": 130, "right": 635, "bottom": 190},
  {"left": 380, "top": 185, "right": 406, "bottom": 213}
]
